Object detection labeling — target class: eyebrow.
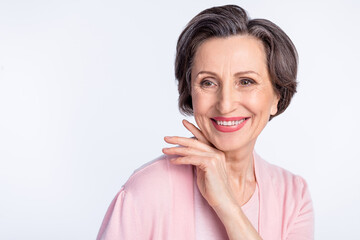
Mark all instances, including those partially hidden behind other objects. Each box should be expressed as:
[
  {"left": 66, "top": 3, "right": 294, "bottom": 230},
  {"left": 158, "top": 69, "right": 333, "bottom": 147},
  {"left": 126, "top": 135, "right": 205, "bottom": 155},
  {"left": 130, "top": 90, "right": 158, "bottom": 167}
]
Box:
[{"left": 196, "top": 70, "right": 260, "bottom": 78}]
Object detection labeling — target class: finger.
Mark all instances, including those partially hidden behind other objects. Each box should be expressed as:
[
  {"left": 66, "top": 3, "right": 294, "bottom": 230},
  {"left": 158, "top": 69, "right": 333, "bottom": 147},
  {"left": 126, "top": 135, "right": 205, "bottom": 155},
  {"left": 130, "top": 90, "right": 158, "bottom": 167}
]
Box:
[
  {"left": 182, "top": 119, "right": 211, "bottom": 145},
  {"left": 162, "top": 146, "right": 211, "bottom": 157},
  {"left": 164, "top": 136, "right": 212, "bottom": 152},
  {"left": 170, "top": 155, "right": 210, "bottom": 171}
]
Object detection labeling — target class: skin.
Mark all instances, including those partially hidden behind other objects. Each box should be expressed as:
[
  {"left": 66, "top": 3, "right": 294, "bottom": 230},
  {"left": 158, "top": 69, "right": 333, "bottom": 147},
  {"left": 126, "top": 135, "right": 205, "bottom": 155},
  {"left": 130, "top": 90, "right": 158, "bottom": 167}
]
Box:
[{"left": 163, "top": 35, "right": 279, "bottom": 240}]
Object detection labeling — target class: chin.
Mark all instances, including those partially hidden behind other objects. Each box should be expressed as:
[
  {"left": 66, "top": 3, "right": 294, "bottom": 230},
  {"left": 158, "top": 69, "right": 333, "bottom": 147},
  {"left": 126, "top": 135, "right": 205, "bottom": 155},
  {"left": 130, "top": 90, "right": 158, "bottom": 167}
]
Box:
[
  {"left": 209, "top": 133, "right": 257, "bottom": 154},
  {"left": 211, "top": 138, "right": 243, "bottom": 152}
]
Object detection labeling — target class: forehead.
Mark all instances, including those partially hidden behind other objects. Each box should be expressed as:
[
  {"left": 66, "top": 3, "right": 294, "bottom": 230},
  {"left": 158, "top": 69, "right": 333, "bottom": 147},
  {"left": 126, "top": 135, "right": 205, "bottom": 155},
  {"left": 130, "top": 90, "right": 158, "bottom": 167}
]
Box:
[{"left": 192, "top": 35, "right": 268, "bottom": 75}]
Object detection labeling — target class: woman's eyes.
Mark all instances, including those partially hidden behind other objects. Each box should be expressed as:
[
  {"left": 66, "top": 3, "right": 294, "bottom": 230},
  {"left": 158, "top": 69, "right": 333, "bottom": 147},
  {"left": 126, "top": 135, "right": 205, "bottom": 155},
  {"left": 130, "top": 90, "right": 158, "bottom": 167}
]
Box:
[
  {"left": 200, "top": 79, "right": 216, "bottom": 88},
  {"left": 199, "top": 78, "right": 256, "bottom": 88},
  {"left": 239, "top": 78, "right": 255, "bottom": 86}
]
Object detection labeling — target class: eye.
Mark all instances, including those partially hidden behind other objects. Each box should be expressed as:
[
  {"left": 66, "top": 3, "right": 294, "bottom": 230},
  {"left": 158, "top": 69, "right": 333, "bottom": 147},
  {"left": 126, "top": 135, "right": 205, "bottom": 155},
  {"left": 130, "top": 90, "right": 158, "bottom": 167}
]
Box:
[
  {"left": 239, "top": 78, "right": 255, "bottom": 86},
  {"left": 200, "top": 79, "right": 217, "bottom": 88}
]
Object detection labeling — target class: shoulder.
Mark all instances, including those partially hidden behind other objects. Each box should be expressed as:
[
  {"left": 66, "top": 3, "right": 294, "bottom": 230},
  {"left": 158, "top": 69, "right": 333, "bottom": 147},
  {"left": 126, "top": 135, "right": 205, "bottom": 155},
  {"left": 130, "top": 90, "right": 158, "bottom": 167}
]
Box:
[
  {"left": 97, "top": 156, "right": 194, "bottom": 239},
  {"left": 255, "top": 152, "right": 314, "bottom": 237},
  {"left": 98, "top": 155, "right": 196, "bottom": 239},
  {"left": 125, "top": 155, "right": 170, "bottom": 188},
  {"left": 255, "top": 152, "right": 309, "bottom": 197},
  {"left": 122, "top": 155, "right": 194, "bottom": 203}
]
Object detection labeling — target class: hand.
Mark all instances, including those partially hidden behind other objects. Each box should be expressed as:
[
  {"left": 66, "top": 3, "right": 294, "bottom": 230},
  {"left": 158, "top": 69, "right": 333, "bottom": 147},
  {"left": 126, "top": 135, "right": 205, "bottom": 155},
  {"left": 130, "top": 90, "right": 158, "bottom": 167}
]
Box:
[
  {"left": 162, "top": 119, "right": 237, "bottom": 209},
  {"left": 163, "top": 120, "right": 262, "bottom": 240}
]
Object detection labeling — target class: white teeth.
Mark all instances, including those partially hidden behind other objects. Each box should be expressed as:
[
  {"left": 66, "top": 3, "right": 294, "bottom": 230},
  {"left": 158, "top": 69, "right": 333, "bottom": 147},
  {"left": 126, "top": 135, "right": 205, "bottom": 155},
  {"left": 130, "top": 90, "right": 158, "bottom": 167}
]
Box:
[{"left": 216, "top": 119, "right": 245, "bottom": 126}]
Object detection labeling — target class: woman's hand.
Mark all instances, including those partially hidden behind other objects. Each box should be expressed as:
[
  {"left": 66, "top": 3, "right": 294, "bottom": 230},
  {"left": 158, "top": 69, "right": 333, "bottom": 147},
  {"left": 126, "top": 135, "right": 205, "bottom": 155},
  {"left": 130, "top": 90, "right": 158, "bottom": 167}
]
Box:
[
  {"left": 162, "top": 119, "right": 237, "bottom": 209},
  {"left": 162, "top": 120, "right": 262, "bottom": 240}
]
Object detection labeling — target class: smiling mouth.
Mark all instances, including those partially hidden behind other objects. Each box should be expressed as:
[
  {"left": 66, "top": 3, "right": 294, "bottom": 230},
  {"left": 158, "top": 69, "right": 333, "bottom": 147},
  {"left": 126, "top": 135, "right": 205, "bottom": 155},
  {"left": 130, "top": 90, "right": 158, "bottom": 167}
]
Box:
[
  {"left": 210, "top": 117, "right": 250, "bottom": 132},
  {"left": 213, "top": 119, "right": 246, "bottom": 126},
  {"left": 211, "top": 117, "right": 250, "bottom": 125}
]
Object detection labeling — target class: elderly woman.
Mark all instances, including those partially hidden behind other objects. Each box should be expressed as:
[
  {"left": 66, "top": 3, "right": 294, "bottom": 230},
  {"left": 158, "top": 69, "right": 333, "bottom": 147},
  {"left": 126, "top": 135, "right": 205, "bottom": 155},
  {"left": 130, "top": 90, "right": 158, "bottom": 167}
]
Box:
[{"left": 97, "top": 5, "right": 314, "bottom": 240}]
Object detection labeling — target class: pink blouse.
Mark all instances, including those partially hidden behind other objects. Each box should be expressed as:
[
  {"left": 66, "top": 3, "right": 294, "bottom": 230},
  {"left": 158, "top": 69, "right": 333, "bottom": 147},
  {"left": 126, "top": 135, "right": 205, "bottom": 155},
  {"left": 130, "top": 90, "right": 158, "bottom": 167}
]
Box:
[
  {"left": 97, "top": 152, "right": 314, "bottom": 239},
  {"left": 194, "top": 173, "right": 259, "bottom": 239}
]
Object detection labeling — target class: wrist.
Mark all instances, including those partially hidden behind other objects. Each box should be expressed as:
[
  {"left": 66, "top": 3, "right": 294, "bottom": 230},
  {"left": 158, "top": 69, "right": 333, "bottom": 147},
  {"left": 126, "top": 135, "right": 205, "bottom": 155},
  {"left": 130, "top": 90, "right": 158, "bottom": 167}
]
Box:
[
  {"left": 213, "top": 201, "right": 241, "bottom": 225},
  {"left": 212, "top": 201, "right": 261, "bottom": 240}
]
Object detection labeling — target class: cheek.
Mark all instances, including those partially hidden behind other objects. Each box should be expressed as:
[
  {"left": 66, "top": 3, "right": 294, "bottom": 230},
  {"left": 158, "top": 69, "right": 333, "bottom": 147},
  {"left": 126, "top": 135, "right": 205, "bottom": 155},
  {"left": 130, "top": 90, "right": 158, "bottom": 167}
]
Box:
[
  {"left": 191, "top": 91, "right": 212, "bottom": 114},
  {"left": 191, "top": 92, "right": 215, "bottom": 132},
  {"left": 245, "top": 90, "right": 275, "bottom": 115}
]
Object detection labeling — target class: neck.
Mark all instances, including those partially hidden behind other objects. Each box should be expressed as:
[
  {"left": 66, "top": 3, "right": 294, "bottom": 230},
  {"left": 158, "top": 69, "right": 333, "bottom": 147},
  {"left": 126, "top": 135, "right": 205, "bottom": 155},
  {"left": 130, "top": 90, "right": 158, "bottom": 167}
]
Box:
[
  {"left": 223, "top": 142, "right": 256, "bottom": 189},
  {"left": 225, "top": 151, "right": 254, "bottom": 178},
  {"left": 223, "top": 144, "right": 257, "bottom": 205}
]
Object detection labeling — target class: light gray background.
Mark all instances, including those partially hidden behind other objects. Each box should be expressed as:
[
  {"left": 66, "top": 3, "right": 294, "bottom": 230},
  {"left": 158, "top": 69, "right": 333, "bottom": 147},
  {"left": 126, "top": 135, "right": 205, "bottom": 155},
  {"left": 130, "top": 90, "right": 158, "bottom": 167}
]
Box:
[{"left": 0, "top": 0, "right": 359, "bottom": 239}]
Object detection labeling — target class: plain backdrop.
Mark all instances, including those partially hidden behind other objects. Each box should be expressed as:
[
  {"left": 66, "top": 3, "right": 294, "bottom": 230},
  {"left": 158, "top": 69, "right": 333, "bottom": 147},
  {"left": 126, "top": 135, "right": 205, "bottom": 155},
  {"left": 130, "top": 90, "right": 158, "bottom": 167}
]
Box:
[{"left": 0, "top": 0, "right": 359, "bottom": 239}]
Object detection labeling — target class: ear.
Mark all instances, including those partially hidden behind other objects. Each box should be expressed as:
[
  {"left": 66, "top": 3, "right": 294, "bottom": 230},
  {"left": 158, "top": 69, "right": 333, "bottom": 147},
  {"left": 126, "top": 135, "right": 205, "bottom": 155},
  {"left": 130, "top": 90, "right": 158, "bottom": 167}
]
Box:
[{"left": 270, "top": 92, "right": 280, "bottom": 116}]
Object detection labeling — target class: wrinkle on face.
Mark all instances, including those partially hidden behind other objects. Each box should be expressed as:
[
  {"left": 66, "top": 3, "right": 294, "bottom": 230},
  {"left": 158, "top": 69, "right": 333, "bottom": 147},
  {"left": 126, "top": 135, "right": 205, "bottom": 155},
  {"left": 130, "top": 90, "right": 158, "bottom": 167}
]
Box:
[{"left": 190, "top": 35, "right": 279, "bottom": 157}]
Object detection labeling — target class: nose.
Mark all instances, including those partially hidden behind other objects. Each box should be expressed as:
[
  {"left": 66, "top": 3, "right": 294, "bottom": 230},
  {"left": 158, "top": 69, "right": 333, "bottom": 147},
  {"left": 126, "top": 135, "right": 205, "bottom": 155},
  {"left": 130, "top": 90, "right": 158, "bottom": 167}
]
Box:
[{"left": 216, "top": 83, "right": 238, "bottom": 114}]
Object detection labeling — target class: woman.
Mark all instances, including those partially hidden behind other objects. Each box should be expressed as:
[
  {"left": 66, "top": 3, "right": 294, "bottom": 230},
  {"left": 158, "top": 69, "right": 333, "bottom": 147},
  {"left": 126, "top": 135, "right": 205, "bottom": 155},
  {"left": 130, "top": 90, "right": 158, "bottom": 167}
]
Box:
[{"left": 97, "top": 5, "right": 314, "bottom": 240}]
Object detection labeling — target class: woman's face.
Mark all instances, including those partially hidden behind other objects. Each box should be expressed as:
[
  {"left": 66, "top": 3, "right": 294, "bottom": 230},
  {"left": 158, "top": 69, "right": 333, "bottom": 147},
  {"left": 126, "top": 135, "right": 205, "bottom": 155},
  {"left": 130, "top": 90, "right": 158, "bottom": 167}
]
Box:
[{"left": 191, "top": 35, "right": 279, "bottom": 153}]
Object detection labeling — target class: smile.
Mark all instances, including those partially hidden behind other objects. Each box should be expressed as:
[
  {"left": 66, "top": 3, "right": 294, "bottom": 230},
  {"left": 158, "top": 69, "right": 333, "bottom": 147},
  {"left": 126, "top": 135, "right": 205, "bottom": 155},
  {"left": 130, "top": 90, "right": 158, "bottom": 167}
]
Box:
[
  {"left": 211, "top": 117, "right": 249, "bottom": 133},
  {"left": 215, "top": 119, "right": 245, "bottom": 126}
]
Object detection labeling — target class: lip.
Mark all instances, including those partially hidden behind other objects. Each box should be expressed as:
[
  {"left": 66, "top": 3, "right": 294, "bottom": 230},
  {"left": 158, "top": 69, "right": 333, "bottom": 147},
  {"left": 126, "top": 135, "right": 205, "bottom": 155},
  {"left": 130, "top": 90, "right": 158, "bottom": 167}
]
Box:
[{"left": 211, "top": 116, "right": 249, "bottom": 133}]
